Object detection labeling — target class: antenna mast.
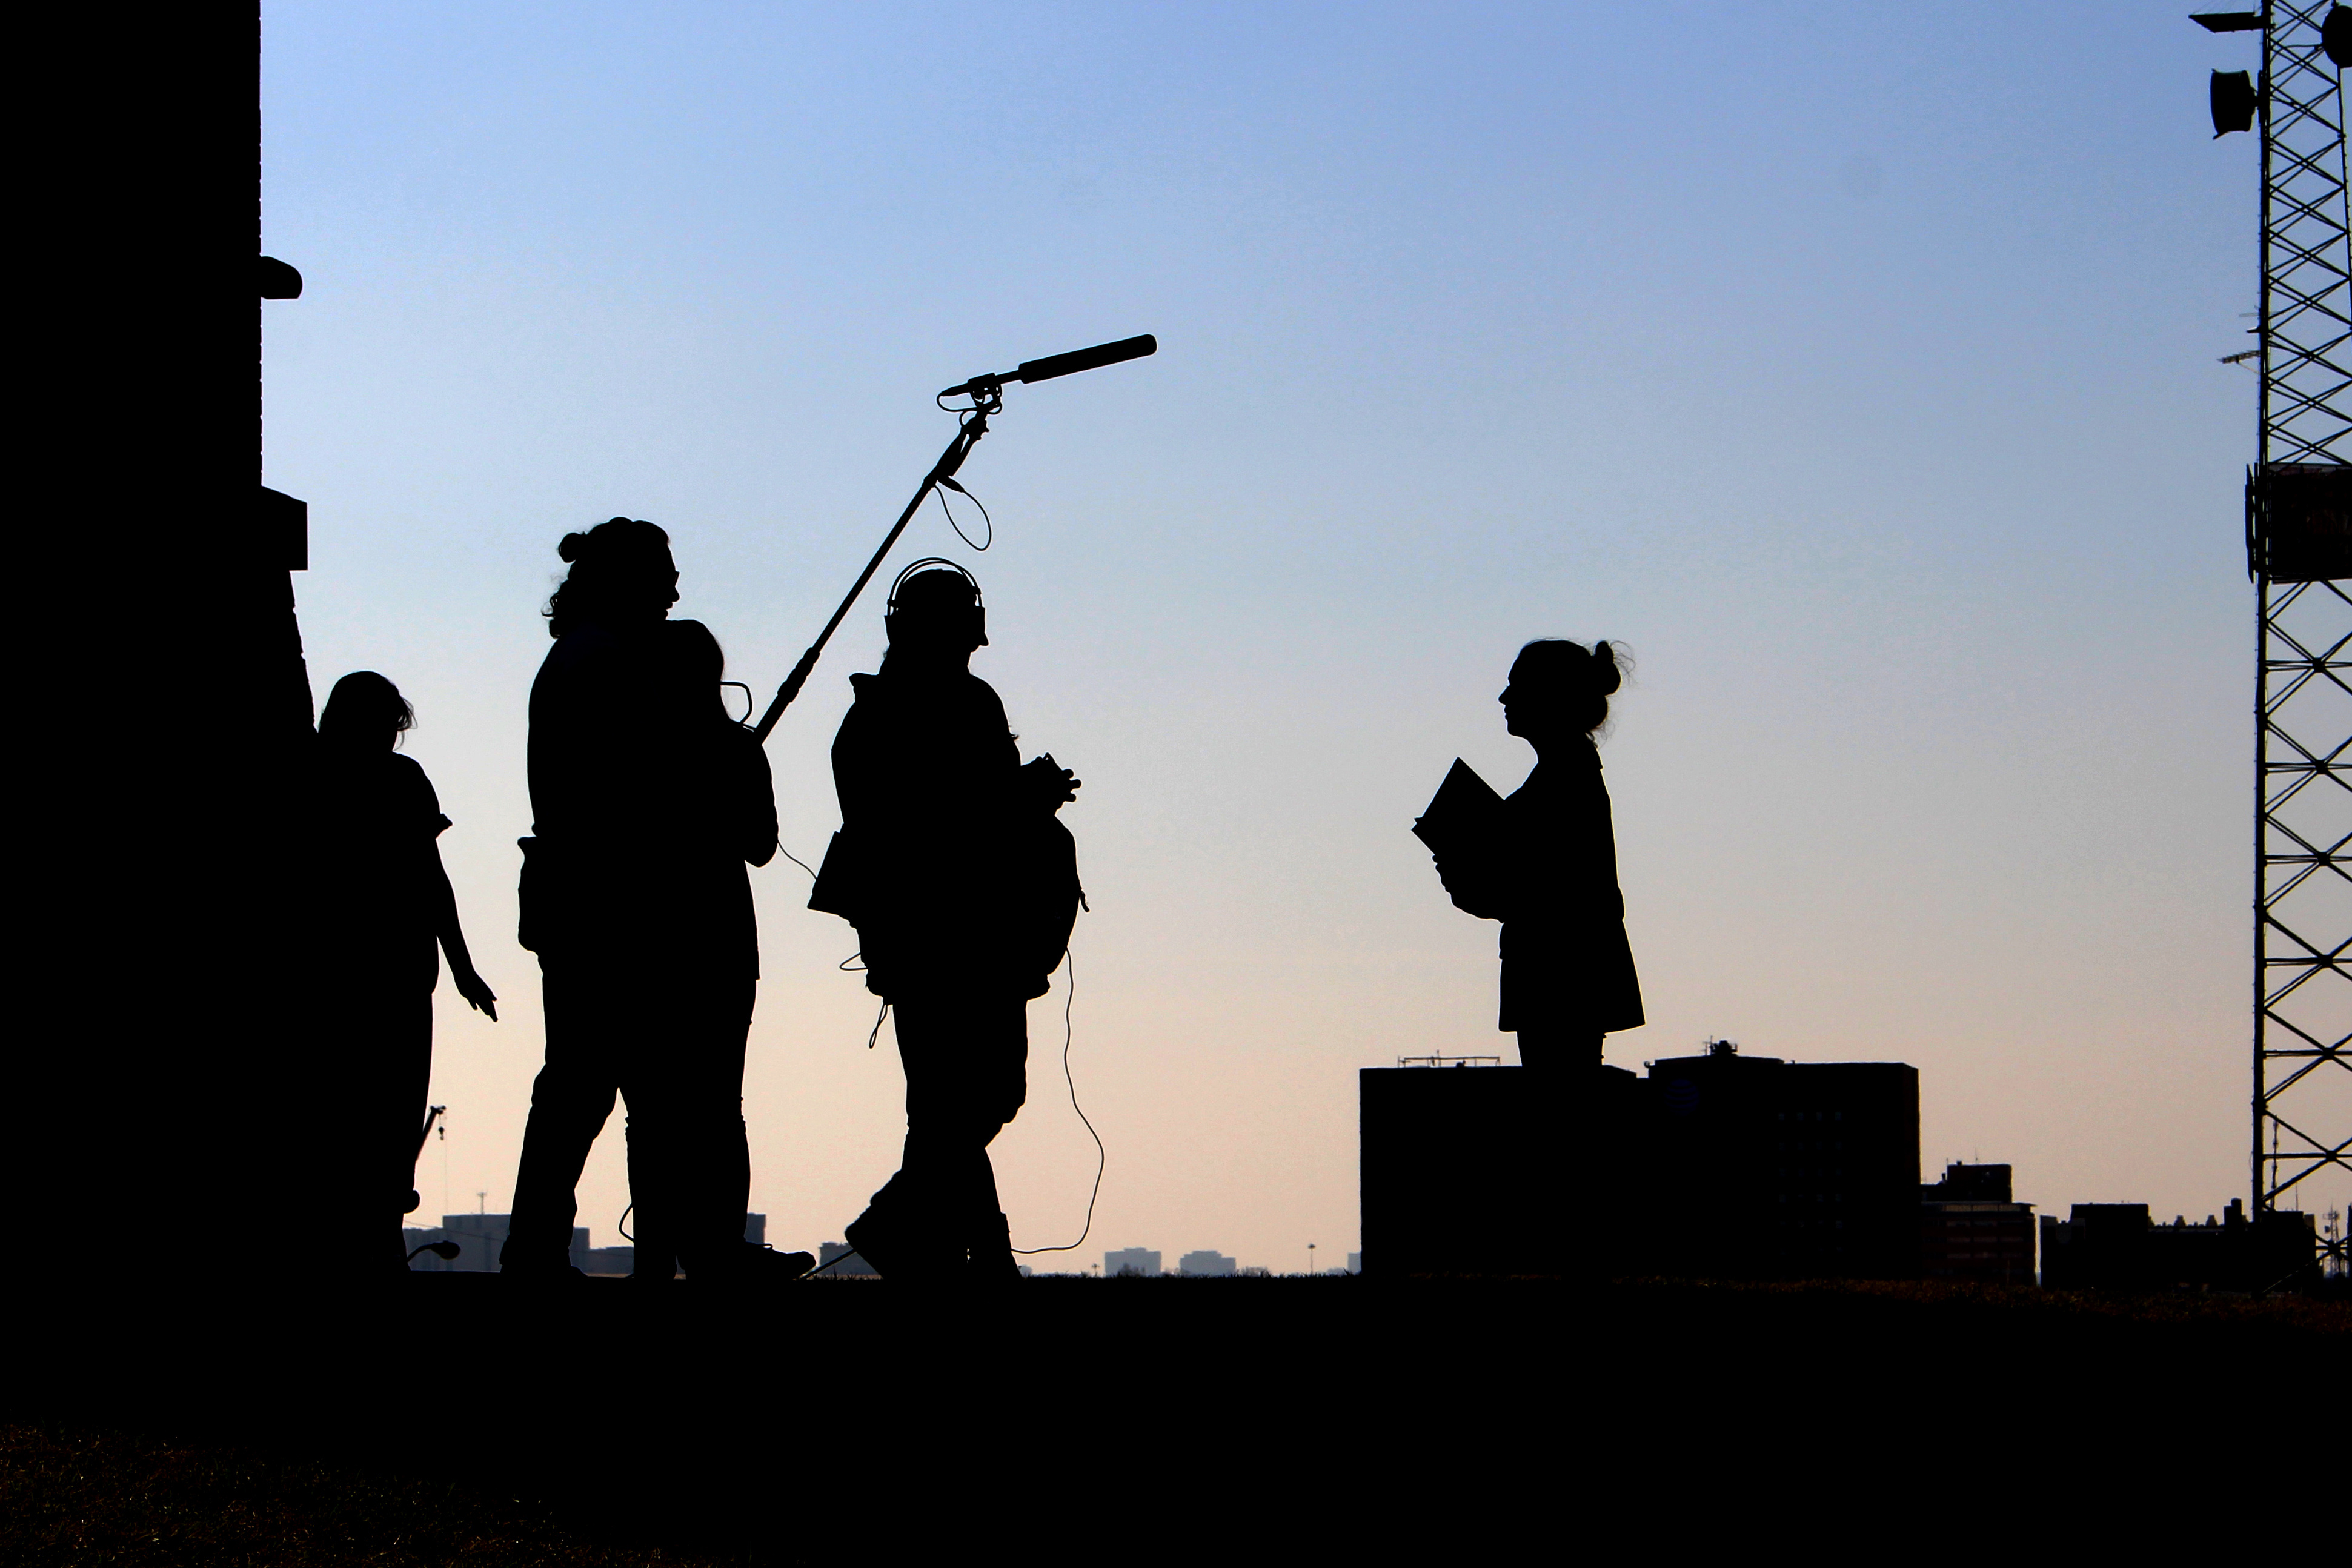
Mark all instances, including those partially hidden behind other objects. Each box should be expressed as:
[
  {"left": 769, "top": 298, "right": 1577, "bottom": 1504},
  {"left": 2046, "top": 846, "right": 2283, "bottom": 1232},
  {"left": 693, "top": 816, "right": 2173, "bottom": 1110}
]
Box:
[{"left": 2201, "top": 2, "right": 2352, "bottom": 1283}]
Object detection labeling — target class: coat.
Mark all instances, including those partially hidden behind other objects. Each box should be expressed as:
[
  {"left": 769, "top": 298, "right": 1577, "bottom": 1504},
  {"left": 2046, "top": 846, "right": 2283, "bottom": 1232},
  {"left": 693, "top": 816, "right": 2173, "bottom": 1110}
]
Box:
[
  {"left": 518, "top": 619, "right": 776, "bottom": 976},
  {"left": 1452, "top": 739, "right": 1644, "bottom": 1035},
  {"left": 819, "top": 665, "right": 1080, "bottom": 1002}
]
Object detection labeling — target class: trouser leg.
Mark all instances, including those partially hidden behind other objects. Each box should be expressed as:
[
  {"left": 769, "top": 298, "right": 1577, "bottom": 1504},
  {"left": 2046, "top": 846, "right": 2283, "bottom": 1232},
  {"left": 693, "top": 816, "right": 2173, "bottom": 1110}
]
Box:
[
  {"left": 504, "top": 958, "right": 620, "bottom": 1267},
  {"left": 619, "top": 974, "right": 754, "bottom": 1279},
  {"left": 622, "top": 1085, "right": 674, "bottom": 1280},
  {"left": 1515, "top": 1028, "right": 1601, "bottom": 1075},
  {"left": 858, "top": 993, "right": 1028, "bottom": 1275},
  {"left": 388, "top": 991, "right": 434, "bottom": 1261},
  {"left": 1515, "top": 1028, "right": 1605, "bottom": 1275},
  {"left": 323, "top": 988, "right": 436, "bottom": 1273}
]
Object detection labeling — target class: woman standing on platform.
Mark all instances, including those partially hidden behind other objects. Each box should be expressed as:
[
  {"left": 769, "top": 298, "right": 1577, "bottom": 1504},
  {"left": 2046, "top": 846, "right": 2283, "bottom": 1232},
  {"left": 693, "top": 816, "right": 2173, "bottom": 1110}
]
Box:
[{"left": 1433, "top": 639, "right": 1644, "bottom": 1074}]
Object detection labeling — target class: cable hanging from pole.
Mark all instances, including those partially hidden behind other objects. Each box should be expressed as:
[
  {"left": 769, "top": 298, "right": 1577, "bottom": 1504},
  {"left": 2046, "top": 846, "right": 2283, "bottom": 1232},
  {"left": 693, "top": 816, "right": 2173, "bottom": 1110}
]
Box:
[{"left": 749, "top": 334, "right": 1155, "bottom": 745}]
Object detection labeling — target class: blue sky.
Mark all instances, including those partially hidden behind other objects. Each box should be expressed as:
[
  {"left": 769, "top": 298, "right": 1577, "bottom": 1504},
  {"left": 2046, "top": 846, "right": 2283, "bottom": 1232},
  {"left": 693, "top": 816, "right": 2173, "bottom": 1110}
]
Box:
[{"left": 261, "top": 3, "right": 2339, "bottom": 1264}]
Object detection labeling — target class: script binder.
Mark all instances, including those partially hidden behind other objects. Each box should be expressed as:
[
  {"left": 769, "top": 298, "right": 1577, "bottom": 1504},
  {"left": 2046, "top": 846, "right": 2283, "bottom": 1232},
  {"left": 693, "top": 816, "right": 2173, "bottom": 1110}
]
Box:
[{"left": 1412, "top": 758, "right": 1505, "bottom": 861}]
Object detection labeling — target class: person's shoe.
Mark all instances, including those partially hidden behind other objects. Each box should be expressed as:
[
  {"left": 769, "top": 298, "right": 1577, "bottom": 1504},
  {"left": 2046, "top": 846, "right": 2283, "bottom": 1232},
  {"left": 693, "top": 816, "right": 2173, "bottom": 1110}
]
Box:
[
  {"left": 674, "top": 1243, "right": 817, "bottom": 1281},
  {"left": 969, "top": 1213, "right": 1023, "bottom": 1281},
  {"left": 845, "top": 1208, "right": 961, "bottom": 1280},
  {"left": 739, "top": 1244, "right": 817, "bottom": 1280},
  {"left": 843, "top": 1211, "right": 903, "bottom": 1277}
]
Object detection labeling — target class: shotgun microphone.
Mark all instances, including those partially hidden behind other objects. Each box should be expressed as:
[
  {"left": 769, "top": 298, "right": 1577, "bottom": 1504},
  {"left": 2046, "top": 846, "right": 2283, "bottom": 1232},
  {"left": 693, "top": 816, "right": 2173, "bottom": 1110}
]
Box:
[
  {"left": 752, "top": 331, "right": 1158, "bottom": 744},
  {"left": 939, "top": 334, "right": 1157, "bottom": 399}
]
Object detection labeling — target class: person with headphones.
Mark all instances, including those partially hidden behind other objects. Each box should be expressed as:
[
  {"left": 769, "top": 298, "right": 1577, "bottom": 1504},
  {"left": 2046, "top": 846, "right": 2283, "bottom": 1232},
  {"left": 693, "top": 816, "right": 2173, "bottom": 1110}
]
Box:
[
  {"left": 503, "top": 517, "right": 815, "bottom": 1281},
  {"left": 816, "top": 561, "right": 1082, "bottom": 1280}
]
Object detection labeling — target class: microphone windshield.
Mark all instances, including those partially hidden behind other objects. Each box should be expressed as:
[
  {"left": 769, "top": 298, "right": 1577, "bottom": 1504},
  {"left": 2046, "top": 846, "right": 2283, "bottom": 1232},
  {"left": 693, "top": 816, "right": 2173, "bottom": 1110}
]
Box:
[{"left": 1015, "top": 334, "right": 1157, "bottom": 385}]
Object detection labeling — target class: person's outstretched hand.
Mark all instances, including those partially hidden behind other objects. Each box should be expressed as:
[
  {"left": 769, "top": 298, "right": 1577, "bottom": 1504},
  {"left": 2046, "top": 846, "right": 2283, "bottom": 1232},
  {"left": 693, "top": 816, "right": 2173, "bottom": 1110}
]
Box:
[
  {"left": 454, "top": 966, "right": 499, "bottom": 1022},
  {"left": 1023, "top": 754, "right": 1081, "bottom": 813}
]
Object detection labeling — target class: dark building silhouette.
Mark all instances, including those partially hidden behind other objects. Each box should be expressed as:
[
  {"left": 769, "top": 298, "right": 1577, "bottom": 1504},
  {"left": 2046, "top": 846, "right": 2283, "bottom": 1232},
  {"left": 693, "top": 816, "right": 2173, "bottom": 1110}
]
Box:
[
  {"left": 1918, "top": 1163, "right": 2036, "bottom": 1284},
  {"left": 1177, "top": 1250, "right": 1237, "bottom": 1277},
  {"left": 1103, "top": 1247, "right": 1161, "bottom": 1277},
  {"left": 1645, "top": 1041, "right": 1920, "bottom": 1280},
  {"left": 1358, "top": 1061, "right": 1643, "bottom": 1277},
  {"left": 18, "top": 12, "right": 341, "bottom": 1286},
  {"left": 2041, "top": 1204, "right": 2158, "bottom": 1292},
  {"left": 2041, "top": 1200, "right": 2318, "bottom": 1292}
]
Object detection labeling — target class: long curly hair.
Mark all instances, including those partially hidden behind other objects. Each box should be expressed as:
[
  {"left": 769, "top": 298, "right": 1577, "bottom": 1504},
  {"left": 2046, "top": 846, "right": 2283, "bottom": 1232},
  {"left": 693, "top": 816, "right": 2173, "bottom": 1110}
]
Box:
[{"left": 543, "top": 517, "right": 676, "bottom": 639}]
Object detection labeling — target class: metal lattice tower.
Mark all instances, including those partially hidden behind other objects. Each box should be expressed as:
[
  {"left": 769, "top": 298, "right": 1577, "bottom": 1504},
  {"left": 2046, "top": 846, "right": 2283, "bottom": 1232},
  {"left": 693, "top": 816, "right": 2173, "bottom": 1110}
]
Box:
[{"left": 2237, "top": 1, "right": 2352, "bottom": 1280}]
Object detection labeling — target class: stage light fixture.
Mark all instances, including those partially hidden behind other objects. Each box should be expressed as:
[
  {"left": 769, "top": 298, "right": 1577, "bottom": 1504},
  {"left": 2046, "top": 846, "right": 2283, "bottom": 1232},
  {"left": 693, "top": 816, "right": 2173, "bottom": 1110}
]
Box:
[
  {"left": 2191, "top": 11, "right": 2265, "bottom": 32},
  {"left": 2327, "top": 4, "right": 2352, "bottom": 67}
]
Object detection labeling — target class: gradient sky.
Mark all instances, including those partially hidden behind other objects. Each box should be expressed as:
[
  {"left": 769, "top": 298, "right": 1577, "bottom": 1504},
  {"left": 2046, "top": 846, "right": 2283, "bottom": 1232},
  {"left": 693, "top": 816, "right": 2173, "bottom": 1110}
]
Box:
[{"left": 261, "top": 2, "right": 2347, "bottom": 1267}]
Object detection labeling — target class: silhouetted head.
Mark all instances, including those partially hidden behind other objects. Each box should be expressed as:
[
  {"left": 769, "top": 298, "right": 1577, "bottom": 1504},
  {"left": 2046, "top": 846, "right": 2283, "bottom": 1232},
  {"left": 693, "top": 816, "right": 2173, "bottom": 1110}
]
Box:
[
  {"left": 319, "top": 671, "right": 414, "bottom": 752},
  {"left": 882, "top": 563, "right": 987, "bottom": 670},
  {"left": 666, "top": 619, "right": 725, "bottom": 682},
  {"left": 664, "top": 619, "right": 728, "bottom": 715},
  {"left": 544, "top": 517, "right": 679, "bottom": 639},
  {"left": 1501, "top": 639, "right": 1626, "bottom": 748}
]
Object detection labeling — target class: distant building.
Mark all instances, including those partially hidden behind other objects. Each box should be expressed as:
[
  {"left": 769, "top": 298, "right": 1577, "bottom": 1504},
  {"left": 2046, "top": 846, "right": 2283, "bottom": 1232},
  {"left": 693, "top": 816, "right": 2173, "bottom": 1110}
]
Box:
[
  {"left": 1918, "top": 1163, "right": 2035, "bottom": 1284},
  {"left": 2041, "top": 1199, "right": 2319, "bottom": 1291},
  {"left": 1104, "top": 1247, "right": 1161, "bottom": 1277},
  {"left": 1177, "top": 1250, "right": 1235, "bottom": 1276},
  {"left": 817, "top": 1241, "right": 877, "bottom": 1277},
  {"left": 1346, "top": 1252, "right": 1361, "bottom": 1274},
  {"left": 2040, "top": 1204, "right": 2154, "bottom": 1291},
  {"left": 407, "top": 1215, "right": 588, "bottom": 1273},
  {"left": 1647, "top": 1041, "right": 1921, "bottom": 1280}
]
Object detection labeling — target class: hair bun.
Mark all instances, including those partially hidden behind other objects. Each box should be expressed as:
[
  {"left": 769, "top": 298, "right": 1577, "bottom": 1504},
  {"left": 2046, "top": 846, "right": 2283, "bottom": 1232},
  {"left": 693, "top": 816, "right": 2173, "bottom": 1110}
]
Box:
[
  {"left": 557, "top": 531, "right": 591, "bottom": 563},
  {"left": 1590, "top": 640, "right": 1623, "bottom": 696}
]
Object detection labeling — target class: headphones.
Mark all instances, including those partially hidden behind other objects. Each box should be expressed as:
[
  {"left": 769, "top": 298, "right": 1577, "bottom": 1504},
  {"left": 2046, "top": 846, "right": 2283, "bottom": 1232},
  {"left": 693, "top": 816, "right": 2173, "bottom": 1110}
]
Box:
[{"left": 885, "top": 557, "right": 988, "bottom": 646}]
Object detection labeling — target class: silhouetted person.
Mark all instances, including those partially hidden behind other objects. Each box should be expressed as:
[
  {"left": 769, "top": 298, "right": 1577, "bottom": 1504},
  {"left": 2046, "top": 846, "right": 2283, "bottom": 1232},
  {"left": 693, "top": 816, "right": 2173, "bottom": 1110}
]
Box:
[
  {"left": 312, "top": 671, "right": 497, "bottom": 1272},
  {"left": 820, "top": 564, "right": 1081, "bottom": 1280},
  {"left": 503, "top": 518, "right": 813, "bottom": 1280},
  {"left": 1434, "top": 640, "right": 1644, "bottom": 1072}
]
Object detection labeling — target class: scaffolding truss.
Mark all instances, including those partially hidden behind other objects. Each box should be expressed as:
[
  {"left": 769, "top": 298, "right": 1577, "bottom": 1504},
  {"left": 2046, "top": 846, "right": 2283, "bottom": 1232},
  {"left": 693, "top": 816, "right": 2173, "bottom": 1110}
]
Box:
[{"left": 2250, "top": 1, "right": 2352, "bottom": 1278}]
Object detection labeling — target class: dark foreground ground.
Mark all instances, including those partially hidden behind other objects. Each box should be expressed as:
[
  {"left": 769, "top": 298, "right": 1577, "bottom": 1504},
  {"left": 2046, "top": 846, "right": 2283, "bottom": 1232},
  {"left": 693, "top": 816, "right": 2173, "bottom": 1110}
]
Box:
[{"left": 6, "top": 1274, "right": 2343, "bottom": 1564}]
